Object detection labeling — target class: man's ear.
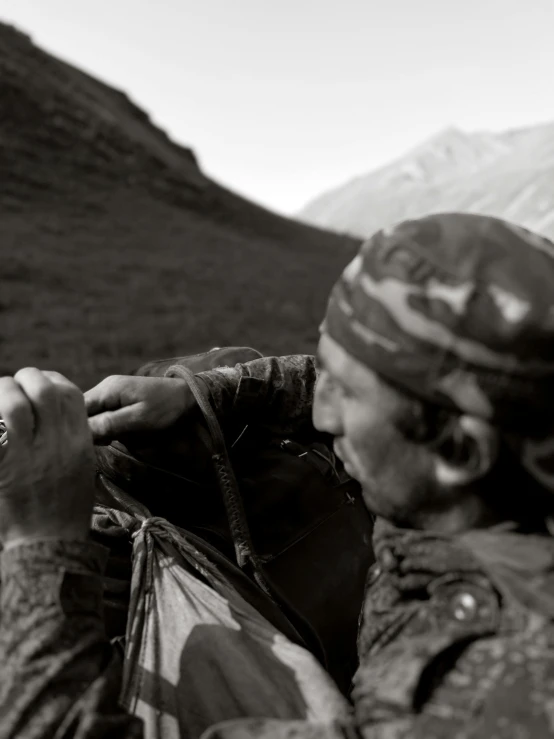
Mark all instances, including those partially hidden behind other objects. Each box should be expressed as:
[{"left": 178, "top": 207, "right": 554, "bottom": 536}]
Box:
[{"left": 433, "top": 415, "right": 500, "bottom": 488}]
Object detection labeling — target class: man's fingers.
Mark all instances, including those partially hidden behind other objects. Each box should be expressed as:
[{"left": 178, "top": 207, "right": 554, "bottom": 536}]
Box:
[
  {"left": 42, "top": 371, "right": 87, "bottom": 415},
  {"left": 42, "top": 370, "right": 81, "bottom": 394},
  {"left": 85, "top": 376, "right": 142, "bottom": 442},
  {"left": 84, "top": 376, "right": 127, "bottom": 416},
  {"left": 0, "top": 376, "right": 35, "bottom": 449},
  {"left": 88, "top": 403, "right": 145, "bottom": 444},
  {"left": 13, "top": 367, "right": 59, "bottom": 435},
  {"left": 41, "top": 372, "right": 93, "bottom": 445}
]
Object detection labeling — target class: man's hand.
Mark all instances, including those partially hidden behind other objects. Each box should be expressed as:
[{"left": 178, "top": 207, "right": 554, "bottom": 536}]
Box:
[
  {"left": 85, "top": 375, "right": 198, "bottom": 445},
  {"left": 0, "top": 368, "right": 96, "bottom": 546}
]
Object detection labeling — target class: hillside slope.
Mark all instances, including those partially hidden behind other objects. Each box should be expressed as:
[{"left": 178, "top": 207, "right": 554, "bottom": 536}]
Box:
[
  {"left": 0, "top": 23, "right": 358, "bottom": 389},
  {"left": 299, "top": 124, "right": 554, "bottom": 239}
]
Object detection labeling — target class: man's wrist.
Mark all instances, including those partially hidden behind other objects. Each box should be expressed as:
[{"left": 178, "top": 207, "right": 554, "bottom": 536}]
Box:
[
  {"left": 1, "top": 537, "right": 108, "bottom": 580},
  {"left": 2, "top": 528, "right": 90, "bottom": 552},
  {"left": 1, "top": 538, "right": 109, "bottom": 621},
  {"left": 2, "top": 532, "right": 89, "bottom": 552}
]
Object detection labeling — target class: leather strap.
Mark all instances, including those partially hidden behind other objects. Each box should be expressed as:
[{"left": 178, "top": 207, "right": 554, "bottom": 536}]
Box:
[
  {"left": 166, "top": 365, "right": 261, "bottom": 576},
  {"left": 164, "top": 364, "right": 328, "bottom": 665}
]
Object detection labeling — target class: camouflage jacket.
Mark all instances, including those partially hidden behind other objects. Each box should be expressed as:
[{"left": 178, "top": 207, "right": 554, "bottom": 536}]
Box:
[
  {"left": 3, "top": 354, "right": 554, "bottom": 738},
  {"left": 205, "top": 519, "right": 554, "bottom": 739},
  {"left": 350, "top": 518, "right": 554, "bottom": 738}
]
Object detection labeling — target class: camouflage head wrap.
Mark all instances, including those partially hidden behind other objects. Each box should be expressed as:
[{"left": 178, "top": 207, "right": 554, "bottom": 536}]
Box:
[{"left": 322, "top": 213, "right": 554, "bottom": 491}]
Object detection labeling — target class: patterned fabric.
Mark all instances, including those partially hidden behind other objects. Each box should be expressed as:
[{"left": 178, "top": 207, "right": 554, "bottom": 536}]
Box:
[
  {"left": 322, "top": 213, "right": 554, "bottom": 490},
  {"left": 351, "top": 518, "right": 554, "bottom": 738},
  {"left": 94, "top": 487, "right": 350, "bottom": 739},
  {"left": 206, "top": 518, "right": 554, "bottom": 738},
  {"left": 0, "top": 538, "right": 142, "bottom": 738},
  {"left": 196, "top": 354, "right": 319, "bottom": 438}
]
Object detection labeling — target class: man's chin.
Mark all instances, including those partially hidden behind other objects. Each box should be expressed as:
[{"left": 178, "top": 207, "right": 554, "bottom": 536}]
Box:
[
  {"left": 359, "top": 481, "right": 385, "bottom": 519},
  {"left": 342, "top": 459, "right": 356, "bottom": 478}
]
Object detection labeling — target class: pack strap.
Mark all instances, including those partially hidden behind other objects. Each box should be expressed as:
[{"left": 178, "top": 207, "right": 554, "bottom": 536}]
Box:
[
  {"left": 164, "top": 365, "right": 328, "bottom": 665},
  {"left": 165, "top": 365, "right": 259, "bottom": 575}
]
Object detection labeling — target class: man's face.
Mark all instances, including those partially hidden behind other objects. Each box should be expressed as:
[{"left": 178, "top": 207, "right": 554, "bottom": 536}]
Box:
[{"left": 313, "top": 333, "right": 437, "bottom": 526}]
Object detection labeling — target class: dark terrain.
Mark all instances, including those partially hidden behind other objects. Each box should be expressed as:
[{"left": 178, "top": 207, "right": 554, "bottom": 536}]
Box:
[{"left": 0, "top": 23, "right": 358, "bottom": 390}]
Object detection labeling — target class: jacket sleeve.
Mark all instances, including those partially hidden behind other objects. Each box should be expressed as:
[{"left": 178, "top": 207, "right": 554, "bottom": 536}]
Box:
[
  {"left": 0, "top": 539, "right": 143, "bottom": 739},
  {"left": 196, "top": 354, "right": 319, "bottom": 437}
]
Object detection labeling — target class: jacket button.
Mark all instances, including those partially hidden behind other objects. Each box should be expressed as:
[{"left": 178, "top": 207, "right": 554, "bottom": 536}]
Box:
[
  {"left": 367, "top": 564, "right": 382, "bottom": 585},
  {"left": 450, "top": 592, "right": 478, "bottom": 621},
  {"left": 381, "top": 548, "right": 395, "bottom": 570}
]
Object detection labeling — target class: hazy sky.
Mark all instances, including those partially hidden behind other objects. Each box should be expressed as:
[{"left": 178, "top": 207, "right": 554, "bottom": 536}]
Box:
[{"left": 2, "top": 0, "right": 554, "bottom": 214}]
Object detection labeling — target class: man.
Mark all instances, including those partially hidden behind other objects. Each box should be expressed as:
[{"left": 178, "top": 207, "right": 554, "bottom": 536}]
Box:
[
  {"left": 310, "top": 213, "right": 554, "bottom": 737},
  {"left": 3, "top": 212, "right": 554, "bottom": 738}
]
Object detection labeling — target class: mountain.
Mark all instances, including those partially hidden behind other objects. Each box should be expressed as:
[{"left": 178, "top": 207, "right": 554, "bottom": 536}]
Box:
[
  {"left": 298, "top": 124, "right": 554, "bottom": 239},
  {"left": 0, "top": 23, "right": 358, "bottom": 389}
]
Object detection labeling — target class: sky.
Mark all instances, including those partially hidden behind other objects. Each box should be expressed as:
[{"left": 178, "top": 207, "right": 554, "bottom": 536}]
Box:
[{"left": 2, "top": 0, "right": 554, "bottom": 215}]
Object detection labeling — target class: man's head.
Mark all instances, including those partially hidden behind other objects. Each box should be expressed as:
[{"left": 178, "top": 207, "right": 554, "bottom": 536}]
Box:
[{"left": 313, "top": 213, "right": 554, "bottom": 532}]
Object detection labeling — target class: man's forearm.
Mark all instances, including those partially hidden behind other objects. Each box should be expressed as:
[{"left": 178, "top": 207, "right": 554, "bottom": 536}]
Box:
[
  {"left": 196, "top": 354, "right": 319, "bottom": 436},
  {"left": 0, "top": 539, "right": 142, "bottom": 739}
]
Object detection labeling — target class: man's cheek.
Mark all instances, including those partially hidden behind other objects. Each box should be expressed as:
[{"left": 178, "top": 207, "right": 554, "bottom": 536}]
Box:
[{"left": 358, "top": 436, "right": 399, "bottom": 486}]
